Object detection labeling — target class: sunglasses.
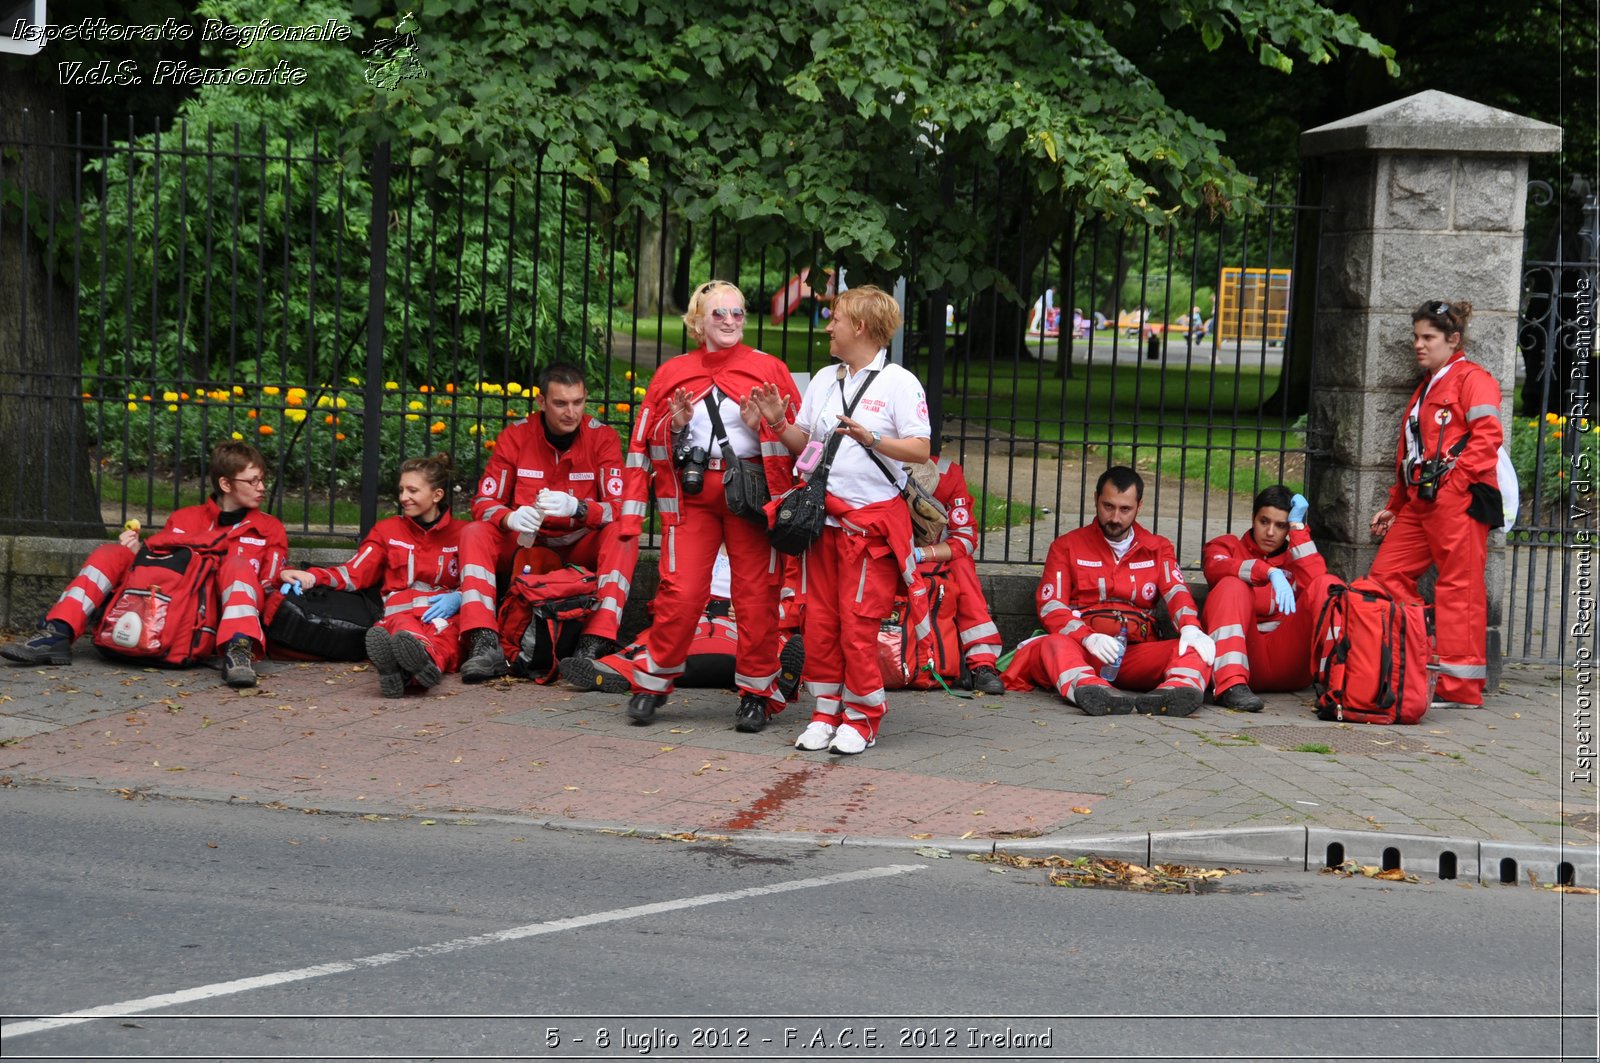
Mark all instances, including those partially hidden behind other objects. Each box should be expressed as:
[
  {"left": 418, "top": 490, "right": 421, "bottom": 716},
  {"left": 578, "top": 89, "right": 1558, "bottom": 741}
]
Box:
[{"left": 709, "top": 307, "right": 747, "bottom": 321}]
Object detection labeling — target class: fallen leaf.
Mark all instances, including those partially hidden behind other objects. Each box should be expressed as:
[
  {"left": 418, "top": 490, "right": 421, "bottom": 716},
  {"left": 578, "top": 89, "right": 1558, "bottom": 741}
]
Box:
[
  {"left": 692, "top": 761, "right": 712, "bottom": 777},
  {"left": 563, "top": 786, "right": 580, "bottom": 791},
  {"left": 419, "top": 819, "right": 436, "bottom": 826},
  {"left": 669, "top": 727, "right": 695, "bottom": 734},
  {"left": 908, "top": 832, "right": 934, "bottom": 840},
  {"left": 914, "top": 846, "right": 952, "bottom": 859},
  {"left": 960, "top": 830, "right": 976, "bottom": 839},
  {"left": 1071, "top": 806, "right": 1093, "bottom": 815}
]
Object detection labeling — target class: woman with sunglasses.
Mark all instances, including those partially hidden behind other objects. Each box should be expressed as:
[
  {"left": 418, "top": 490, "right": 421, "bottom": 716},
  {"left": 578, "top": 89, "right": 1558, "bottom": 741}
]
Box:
[
  {"left": 1367, "top": 299, "right": 1504, "bottom": 707},
  {"left": 617, "top": 280, "right": 803, "bottom": 732}
]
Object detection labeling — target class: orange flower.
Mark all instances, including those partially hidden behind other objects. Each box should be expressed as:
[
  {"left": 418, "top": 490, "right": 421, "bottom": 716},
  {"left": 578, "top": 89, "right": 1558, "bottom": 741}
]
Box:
[
  {"left": 247, "top": 409, "right": 258, "bottom": 419},
  {"left": 445, "top": 383, "right": 455, "bottom": 394},
  {"left": 419, "top": 384, "right": 433, "bottom": 394},
  {"left": 324, "top": 414, "right": 336, "bottom": 425},
  {"left": 484, "top": 439, "right": 496, "bottom": 449},
  {"left": 258, "top": 425, "right": 274, "bottom": 436},
  {"left": 335, "top": 432, "right": 346, "bottom": 441},
  {"left": 613, "top": 403, "right": 631, "bottom": 414},
  {"left": 429, "top": 420, "right": 447, "bottom": 435}
]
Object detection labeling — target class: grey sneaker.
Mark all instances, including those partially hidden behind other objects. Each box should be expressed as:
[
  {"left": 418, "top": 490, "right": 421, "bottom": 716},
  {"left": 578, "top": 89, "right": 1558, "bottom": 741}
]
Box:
[
  {"left": 1, "top": 620, "right": 74, "bottom": 666},
  {"left": 222, "top": 637, "right": 258, "bottom": 689}
]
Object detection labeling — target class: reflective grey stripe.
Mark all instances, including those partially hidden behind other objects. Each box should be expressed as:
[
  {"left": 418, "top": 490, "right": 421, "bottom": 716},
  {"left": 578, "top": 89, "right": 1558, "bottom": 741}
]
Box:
[
  {"left": 82, "top": 565, "right": 115, "bottom": 594},
  {"left": 912, "top": 613, "right": 932, "bottom": 642},
  {"left": 807, "top": 680, "right": 842, "bottom": 698},
  {"left": 598, "top": 598, "right": 623, "bottom": 620},
  {"left": 656, "top": 498, "right": 680, "bottom": 515},
  {"left": 1168, "top": 668, "right": 1207, "bottom": 685},
  {"left": 1059, "top": 665, "right": 1095, "bottom": 695},
  {"left": 760, "top": 441, "right": 789, "bottom": 458},
  {"left": 1214, "top": 651, "right": 1250, "bottom": 669},
  {"left": 960, "top": 621, "right": 999, "bottom": 643},
  {"left": 223, "top": 580, "right": 259, "bottom": 603},
  {"left": 1239, "top": 559, "right": 1257, "bottom": 582},
  {"left": 598, "top": 572, "right": 631, "bottom": 594},
  {"left": 462, "top": 563, "right": 496, "bottom": 586},
  {"left": 409, "top": 580, "right": 435, "bottom": 592},
  {"left": 735, "top": 669, "right": 779, "bottom": 690},
  {"left": 648, "top": 445, "right": 671, "bottom": 461},
  {"left": 1437, "top": 661, "right": 1487, "bottom": 679},
  {"left": 1171, "top": 606, "right": 1198, "bottom": 623},
  {"left": 335, "top": 564, "right": 354, "bottom": 589},
  {"left": 842, "top": 706, "right": 872, "bottom": 722},
  {"left": 384, "top": 601, "right": 424, "bottom": 617},
  {"left": 60, "top": 586, "right": 96, "bottom": 612},
  {"left": 633, "top": 670, "right": 673, "bottom": 693},
  {"left": 626, "top": 452, "right": 650, "bottom": 468},
  {"left": 1061, "top": 618, "right": 1087, "bottom": 637},
  {"left": 666, "top": 525, "right": 676, "bottom": 573},
  {"left": 1213, "top": 623, "right": 1246, "bottom": 641},
  {"left": 855, "top": 557, "right": 869, "bottom": 603},
  {"left": 934, "top": 457, "right": 953, "bottom": 474},
  {"left": 1040, "top": 599, "right": 1071, "bottom": 618},
  {"left": 221, "top": 605, "right": 256, "bottom": 621},
  {"left": 842, "top": 685, "right": 887, "bottom": 708},
  {"left": 1466, "top": 404, "right": 1498, "bottom": 421},
  {"left": 622, "top": 500, "right": 649, "bottom": 518},
  {"left": 482, "top": 504, "right": 508, "bottom": 524},
  {"left": 461, "top": 590, "right": 495, "bottom": 611},
  {"left": 1257, "top": 620, "right": 1281, "bottom": 633},
  {"left": 1098, "top": 577, "right": 1107, "bottom": 600},
  {"left": 1163, "top": 585, "right": 1186, "bottom": 604},
  {"left": 592, "top": 502, "right": 614, "bottom": 522},
  {"left": 1289, "top": 541, "right": 1317, "bottom": 560}
]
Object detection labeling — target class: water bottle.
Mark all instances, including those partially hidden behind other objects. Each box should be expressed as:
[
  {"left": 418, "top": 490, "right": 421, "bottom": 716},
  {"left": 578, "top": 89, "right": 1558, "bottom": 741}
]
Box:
[{"left": 1100, "top": 622, "right": 1128, "bottom": 682}]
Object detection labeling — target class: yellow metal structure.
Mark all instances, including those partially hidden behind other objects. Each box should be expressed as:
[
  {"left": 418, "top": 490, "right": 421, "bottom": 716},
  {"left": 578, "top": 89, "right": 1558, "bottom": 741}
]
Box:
[{"left": 1217, "top": 267, "right": 1292, "bottom": 343}]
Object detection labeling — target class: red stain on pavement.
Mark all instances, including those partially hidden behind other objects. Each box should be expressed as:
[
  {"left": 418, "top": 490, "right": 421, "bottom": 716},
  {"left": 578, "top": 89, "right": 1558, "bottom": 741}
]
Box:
[{"left": 718, "top": 765, "right": 820, "bottom": 831}]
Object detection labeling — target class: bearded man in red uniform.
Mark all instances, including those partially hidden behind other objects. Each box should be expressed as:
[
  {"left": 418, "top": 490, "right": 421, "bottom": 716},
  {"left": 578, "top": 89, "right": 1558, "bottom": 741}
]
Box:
[
  {"left": 455, "top": 364, "right": 639, "bottom": 681},
  {"left": 1201, "top": 485, "right": 1344, "bottom": 711},
  {"left": 1003, "top": 466, "right": 1215, "bottom": 716}
]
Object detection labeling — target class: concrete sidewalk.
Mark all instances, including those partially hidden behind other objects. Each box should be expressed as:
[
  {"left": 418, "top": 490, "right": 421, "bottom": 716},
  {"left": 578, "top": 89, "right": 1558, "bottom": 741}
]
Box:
[{"left": 1, "top": 642, "right": 1594, "bottom": 878}]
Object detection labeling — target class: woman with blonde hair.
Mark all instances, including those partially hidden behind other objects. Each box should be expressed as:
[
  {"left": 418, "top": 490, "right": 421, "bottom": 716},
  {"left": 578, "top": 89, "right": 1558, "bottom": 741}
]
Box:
[{"left": 617, "top": 280, "right": 803, "bottom": 732}]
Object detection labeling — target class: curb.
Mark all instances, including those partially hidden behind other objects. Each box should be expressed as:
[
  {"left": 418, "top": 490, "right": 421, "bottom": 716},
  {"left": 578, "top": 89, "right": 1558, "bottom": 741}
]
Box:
[{"left": 12, "top": 774, "right": 1595, "bottom": 888}]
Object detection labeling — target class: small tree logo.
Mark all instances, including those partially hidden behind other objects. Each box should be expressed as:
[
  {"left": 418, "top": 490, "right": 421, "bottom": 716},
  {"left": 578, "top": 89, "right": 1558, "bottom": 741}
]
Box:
[{"left": 364, "top": 13, "right": 426, "bottom": 89}]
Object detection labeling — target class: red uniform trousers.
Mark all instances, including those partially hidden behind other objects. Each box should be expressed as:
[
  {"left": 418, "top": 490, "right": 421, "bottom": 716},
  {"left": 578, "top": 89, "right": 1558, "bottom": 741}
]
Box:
[
  {"left": 1368, "top": 487, "right": 1489, "bottom": 704},
  {"left": 632, "top": 470, "right": 784, "bottom": 707},
  {"left": 1002, "top": 631, "right": 1211, "bottom": 702},
  {"left": 1203, "top": 572, "right": 1343, "bottom": 694},
  {"left": 48, "top": 544, "right": 270, "bottom": 652},
  {"left": 919, "top": 556, "right": 1001, "bottom": 668},
  {"left": 383, "top": 612, "right": 463, "bottom": 676},
  {"left": 803, "top": 523, "right": 901, "bottom": 743},
  {"left": 457, "top": 521, "right": 637, "bottom": 640}
]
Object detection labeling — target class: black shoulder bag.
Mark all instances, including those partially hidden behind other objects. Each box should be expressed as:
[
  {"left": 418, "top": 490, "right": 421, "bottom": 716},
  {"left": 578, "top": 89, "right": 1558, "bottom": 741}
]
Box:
[{"left": 768, "top": 368, "right": 880, "bottom": 556}]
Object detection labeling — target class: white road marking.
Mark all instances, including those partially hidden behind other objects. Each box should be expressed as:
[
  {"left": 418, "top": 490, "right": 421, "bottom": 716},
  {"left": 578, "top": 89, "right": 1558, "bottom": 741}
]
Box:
[{"left": 3, "top": 862, "right": 925, "bottom": 1040}]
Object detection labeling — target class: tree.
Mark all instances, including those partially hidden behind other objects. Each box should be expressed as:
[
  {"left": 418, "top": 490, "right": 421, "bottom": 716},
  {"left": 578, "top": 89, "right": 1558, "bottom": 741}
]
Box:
[{"left": 354, "top": 0, "right": 1395, "bottom": 361}]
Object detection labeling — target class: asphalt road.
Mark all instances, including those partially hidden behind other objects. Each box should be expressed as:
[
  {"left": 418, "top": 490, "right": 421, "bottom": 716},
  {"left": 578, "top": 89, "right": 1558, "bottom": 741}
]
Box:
[{"left": 3, "top": 787, "right": 1595, "bottom": 1062}]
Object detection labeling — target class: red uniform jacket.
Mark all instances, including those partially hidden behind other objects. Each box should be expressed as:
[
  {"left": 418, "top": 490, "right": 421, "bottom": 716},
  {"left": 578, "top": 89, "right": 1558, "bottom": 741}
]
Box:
[
  {"left": 1386, "top": 351, "right": 1503, "bottom": 513},
  {"left": 473, "top": 416, "right": 627, "bottom": 547},
  {"left": 621, "top": 343, "right": 802, "bottom": 534},
  {"left": 149, "top": 499, "right": 287, "bottom": 587},
  {"left": 1036, "top": 522, "right": 1200, "bottom": 643},
  {"left": 932, "top": 458, "right": 979, "bottom": 561},
  {"left": 303, "top": 512, "right": 463, "bottom": 619},
  {"left": 1202, "top": 525, "right": 1326, "bottom": 617}
]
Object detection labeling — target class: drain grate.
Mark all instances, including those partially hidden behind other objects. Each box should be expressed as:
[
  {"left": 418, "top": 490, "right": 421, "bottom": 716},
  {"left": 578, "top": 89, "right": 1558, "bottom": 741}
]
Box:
[{"left": 1236, "top": 725, "right": 1433, "bottom": 755}]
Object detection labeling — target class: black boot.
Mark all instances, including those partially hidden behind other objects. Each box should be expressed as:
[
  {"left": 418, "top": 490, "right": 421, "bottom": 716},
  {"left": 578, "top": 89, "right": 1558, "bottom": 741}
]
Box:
[
  {"left": 627, "top": 691, "right": 666, "bottom": 724},
  {"left": 568, "top": 633, "right": 616, "bottom": 662},
  {"left": 735, "top": 692, "right": 770, "bottom": 733},
  {"left": 459, "top": 627, "right": 509, "bottom": 683}
]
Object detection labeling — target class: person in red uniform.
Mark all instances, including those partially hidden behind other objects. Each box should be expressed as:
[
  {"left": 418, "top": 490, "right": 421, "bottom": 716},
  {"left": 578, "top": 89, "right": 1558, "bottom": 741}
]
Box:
[
  {"left": 618, "top": 280, "right": 803, "bottom": 732},
  {"left": 754, "top": 284, "right": 932, "bottom": 755},
  {"left": 2, "top": 441, "right": 286, "bottom": 689},
  {"left": 1002, "top": 466, "right": 1215, "bottom": 715},
  {"left": 1201, "top": 484, "right": 1344, "bottom": 711},
  {"left": 1369, "top": 299, "right": 1504, "bottom": 707},
  {"left": 279, "top": 454, "right": 465, "bottom": 698},
  {"left": 454, "top": 363, "right": 637, "bottom": 681},
  {"left": 911, "top": 453, "right": 1005, "bottom": 694}
]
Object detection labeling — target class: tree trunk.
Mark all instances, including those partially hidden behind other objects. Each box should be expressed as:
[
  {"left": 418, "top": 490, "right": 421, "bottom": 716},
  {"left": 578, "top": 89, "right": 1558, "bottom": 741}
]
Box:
[
  {"left": 0, "top": 72, "right": 102, "bottom": 536},
  {"left": 632, "top": 209, "right": 679, "bottom": 317}
]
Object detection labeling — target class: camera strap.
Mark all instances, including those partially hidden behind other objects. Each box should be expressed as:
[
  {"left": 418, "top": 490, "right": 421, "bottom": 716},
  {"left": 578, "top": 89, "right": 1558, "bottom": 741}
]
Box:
[{"left": 700, "top": 391, "right": 742, "bottom": 461}]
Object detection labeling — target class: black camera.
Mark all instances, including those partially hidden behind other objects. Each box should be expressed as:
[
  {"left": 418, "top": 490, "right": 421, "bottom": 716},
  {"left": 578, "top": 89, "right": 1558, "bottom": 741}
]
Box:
[
  {"left": 1411, "top": 458, "right": 1448, "bottom": 502},
  {"left": 676, "top": 444, "right": 709, "bottom": 495}
]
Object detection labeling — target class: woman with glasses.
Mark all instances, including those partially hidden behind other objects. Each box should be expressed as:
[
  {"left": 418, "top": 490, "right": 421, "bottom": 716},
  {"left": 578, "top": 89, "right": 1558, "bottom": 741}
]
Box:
[
  {"left": 1367, "top": 299, "right": 1504, "bottom": 707},
  {"left": 616, "top": 279, "right": 803, "bottom": 733}
]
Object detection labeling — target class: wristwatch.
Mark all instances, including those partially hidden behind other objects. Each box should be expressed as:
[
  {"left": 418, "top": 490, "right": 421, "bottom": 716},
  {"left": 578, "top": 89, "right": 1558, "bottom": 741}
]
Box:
[{"left": 866, "top": 431, "right": 881, "bottom": 450}]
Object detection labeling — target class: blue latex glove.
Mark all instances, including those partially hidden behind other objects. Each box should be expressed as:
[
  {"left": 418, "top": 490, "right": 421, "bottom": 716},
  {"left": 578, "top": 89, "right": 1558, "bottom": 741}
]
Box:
[
  {"left": 1267, "top": 568, "right": 1296, "bottom": 615},
  {"left": 1288, "top": 493, "right": 1309, "bottom": 523},
  {"left": 279, "top": 580, "right": 304, "bottom": 596},
  {"left": 421, "top": 590, "right": 462, "bottom": 623},
  {"left": 913, "top": 547, "right": 925, "bottom": 564}
]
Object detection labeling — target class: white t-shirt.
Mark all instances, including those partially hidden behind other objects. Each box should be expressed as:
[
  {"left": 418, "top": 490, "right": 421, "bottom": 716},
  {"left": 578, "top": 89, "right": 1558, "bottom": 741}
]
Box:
[
  {"left": 796, "top": 350, "right": 932, "bottom": 509},
  {"left": 684, "top": 388, "right": 759, "bottom": 459}
]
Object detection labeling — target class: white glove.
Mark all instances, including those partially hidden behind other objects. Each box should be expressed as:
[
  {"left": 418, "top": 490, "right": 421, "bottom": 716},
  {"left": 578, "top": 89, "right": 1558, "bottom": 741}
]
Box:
[
  {"left": 537, "top": 489, "right": 580, "bottom": 518},
  {"left": 506, "top": 505, "right": 544, "bottom": 535},
  {"left": 1082, "top": 632, "right": 1122, "bottom": 665},
  {"left": 1179, "top": 626, "right": 1216, "bottom": 667}
]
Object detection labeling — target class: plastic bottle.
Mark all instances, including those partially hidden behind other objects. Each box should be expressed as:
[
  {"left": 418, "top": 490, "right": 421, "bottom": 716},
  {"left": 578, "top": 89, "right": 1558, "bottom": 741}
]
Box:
[{"left": 1100, "top": 622, "right": 1128, "bottom": 682}]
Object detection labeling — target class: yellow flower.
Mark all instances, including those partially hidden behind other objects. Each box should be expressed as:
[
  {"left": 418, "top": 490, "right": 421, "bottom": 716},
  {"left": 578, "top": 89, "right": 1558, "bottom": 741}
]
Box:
[
  {"left": 507, "top": 382, "right": 523, "bottom": 395},
  {"left": 284, "top": 408, "right": 307, "bottom": 423},
  {"left": 430, "top": 421, "right": 447, "bottom": 435},
  {"left": 231, "top": 431, "right": 244, "bottom": 440},
  {"left": 406, "top": 413, "right": 420, "bottom": 422},
  {"left": 166, "top": 404, "right": 178, "bottom": 412},
  {"left": 162, "top": 390, "right": 179, "bottom": 402},
  {"left": 233, "top": 386, "right": 245, "bottom": 397},
  {"left": 633, "top": 386, "right": 646, "bottom": 398},
  {"left": 125, "top": 391, "right": 137, "bottom": 400},
  {"left": 1546, "top": 412, "right": 1562, "bottom": 425},
  {"left": 624, "top": 371, "right": 634, "bottom": 382},
  {"left": 316, "top": 395, "right": 334, "bottom": 408},
  {"left": 346, "top": 376, "right": 361, "bottom": 386},
  {"left": 530, "top": 385, "right": 540, "bottom": 397},
  {"left": 469, "top": 424, "right": 481, "bottom": 436},
  {"left": 384, "top": 381, "right": 399, "bottom": 391},
  {"left": 408, "top": 400, "right": 425, "bottom": 411},
  {"left": 126, "top": 401, "right": 138, "bottom": 412},
  {"left": 262, "top": 386, "right": 281, "bottom": 396},
  {"left": 335, "top": 397, "right": 348, "bottom": 410}
]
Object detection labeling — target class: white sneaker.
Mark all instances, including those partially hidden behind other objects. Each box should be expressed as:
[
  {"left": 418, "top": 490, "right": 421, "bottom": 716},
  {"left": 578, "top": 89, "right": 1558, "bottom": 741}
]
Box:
[
  {"left": 794, "top": 721, "right": 836, "bottom": 751},
  {"left": 827, "top": 726, "right": 874, "bottom": 755}
]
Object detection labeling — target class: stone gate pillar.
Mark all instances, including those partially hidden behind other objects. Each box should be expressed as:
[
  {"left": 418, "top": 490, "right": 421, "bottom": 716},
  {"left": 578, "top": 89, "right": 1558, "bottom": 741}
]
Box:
[{"left": 1301, "top": 90, "right": 1561, "bottom": 688}]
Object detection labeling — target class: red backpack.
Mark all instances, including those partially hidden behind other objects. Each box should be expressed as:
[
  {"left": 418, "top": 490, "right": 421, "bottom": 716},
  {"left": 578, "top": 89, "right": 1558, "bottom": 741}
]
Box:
[
  {"left": 496, "top": 566, "right": 599, "bottom": 682},
  {"left": 94, "top": 544, "right": 222, "bottom": 666},
  {"left": 879, "top": 571, "right": 963, "bottom": 690},
  {"left": 1311, "top": 578, "right": 1432, "bottom": 725}
]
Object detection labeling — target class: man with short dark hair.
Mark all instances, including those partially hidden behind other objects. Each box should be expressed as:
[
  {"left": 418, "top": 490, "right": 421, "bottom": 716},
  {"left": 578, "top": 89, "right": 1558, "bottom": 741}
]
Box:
[
  {"left": 1201, "top": 486, "right": 1343, "bottom": 711},
  {"left": 1003, "top": 466, "right": 1214, "bottom": 716},
  {"left": 456, "top": 364, "right": 638, "bottom": 680}
]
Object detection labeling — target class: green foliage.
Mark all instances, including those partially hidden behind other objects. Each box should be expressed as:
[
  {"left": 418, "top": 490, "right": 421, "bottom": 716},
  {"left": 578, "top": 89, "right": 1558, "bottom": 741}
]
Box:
[
  {"left": 1508, "top": 412, "right": 1579, "bottom": 519},
  {"left": 74, "top": 0, "right": 618, "bottom": 393},
  {"left": 351, "top": 0, "right": 1394, "bottom": 300}
]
